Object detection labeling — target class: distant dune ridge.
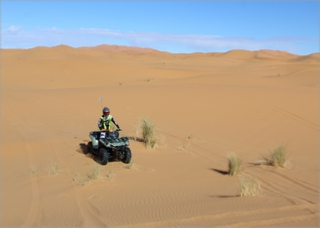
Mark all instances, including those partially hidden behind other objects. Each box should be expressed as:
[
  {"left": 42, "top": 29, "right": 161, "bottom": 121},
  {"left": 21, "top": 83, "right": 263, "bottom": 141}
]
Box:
[
  {"left": 1, "top": 44, "right": 319, "bottom": 227},
  {"left": 3, "top": 44, "right": 318, "bottom": 59}
]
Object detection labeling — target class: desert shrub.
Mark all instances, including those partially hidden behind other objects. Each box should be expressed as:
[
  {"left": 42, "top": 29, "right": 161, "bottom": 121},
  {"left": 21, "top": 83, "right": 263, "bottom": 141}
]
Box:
[
  {"left": 87, "top": 166, "right": 100, "bottom": 180},
  {"left": 106, "top": 168, "right": 115, "bottom": 181},
  {"left": 266, "top": 144, "right": 288, "bottom": 167},
  {"left": 73, "top": 173, "right": 89, "bottom": 186},
  {"left": 239, "top": 175, "right": 262, "bottom": 197},
  {"left": 73, "top": 166, "right": 101, "bottom": 186},
  {"left": 128, "top": 159, "right": 135, "bottom": 170},
  {"left": 49, "top": 162, "right": 60, "bottom": 175},
  {"left": 228, "top": 153, "right": 242, "bottom": 176},
  {"left": 27, "top": 164, "right": 39, "bottom": 175},
  {"left": 140, "top": 117, "right": 157, "bottom": 149}
]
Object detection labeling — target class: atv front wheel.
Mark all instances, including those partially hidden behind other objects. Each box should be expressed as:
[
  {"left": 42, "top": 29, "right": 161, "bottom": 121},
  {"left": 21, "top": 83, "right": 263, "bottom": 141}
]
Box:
[
  {"left": 122, "top": 147, "right": 132, "bottom": 164},
  {"left": 99, "top": 148, "right": 109, "bottom": 165}
]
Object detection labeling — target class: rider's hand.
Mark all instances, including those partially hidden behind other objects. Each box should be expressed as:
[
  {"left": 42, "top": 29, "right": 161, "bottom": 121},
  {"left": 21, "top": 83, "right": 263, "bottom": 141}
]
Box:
[{"left": 117, "top": 128, "right": 122, "bottom": 131}]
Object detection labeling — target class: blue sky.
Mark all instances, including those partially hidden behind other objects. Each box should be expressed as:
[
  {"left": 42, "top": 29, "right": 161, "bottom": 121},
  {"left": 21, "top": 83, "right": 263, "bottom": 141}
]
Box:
[{"left": 2, "top": 1, "right": 319, "bottom": 55}]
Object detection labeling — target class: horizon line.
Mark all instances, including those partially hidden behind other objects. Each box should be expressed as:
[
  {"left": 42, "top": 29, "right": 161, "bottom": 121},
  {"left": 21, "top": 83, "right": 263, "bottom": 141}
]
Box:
[{"left": 1, "top": 43, "right": 319, "bottom": 56}]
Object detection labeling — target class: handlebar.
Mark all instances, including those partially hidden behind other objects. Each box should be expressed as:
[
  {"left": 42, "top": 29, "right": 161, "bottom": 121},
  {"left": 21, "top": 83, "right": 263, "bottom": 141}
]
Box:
[{"left": 99, "top": 128, "right": 122, "bottom": 132}]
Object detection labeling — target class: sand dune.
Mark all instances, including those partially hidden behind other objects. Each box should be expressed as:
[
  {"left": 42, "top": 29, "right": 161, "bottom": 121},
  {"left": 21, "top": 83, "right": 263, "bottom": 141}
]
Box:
[
  {"left": 290, "top": 53, "right": 320, "bottom": 63},
  {"left": 81, "top": 44, "right": 162, "bottom": 54},
  {"left": 1, "top": 45, "right": 319, "bottom": 227}
]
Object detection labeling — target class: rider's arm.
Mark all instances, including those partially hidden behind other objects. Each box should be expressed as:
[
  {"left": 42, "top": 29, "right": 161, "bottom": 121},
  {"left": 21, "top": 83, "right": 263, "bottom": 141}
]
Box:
[
  {"left": 112, "top": 118, "right": 120, "bottom": 129},
  {"left": 97, "top": 117, "right": 105, "bottom": 130}
]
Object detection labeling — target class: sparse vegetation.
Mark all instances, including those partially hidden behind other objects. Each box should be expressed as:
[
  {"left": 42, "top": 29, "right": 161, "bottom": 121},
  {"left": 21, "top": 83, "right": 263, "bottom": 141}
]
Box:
[
  {"left": 106, "top": 168, "right": 115, "bottom": 181},
  {"left": 177, "top": 134, "right": 194, "bottom": 152},
  {"left": 145, "top": 78, "right": 153, "bottom": 82},
  {"left": 177, "top": 141, "right": 190, "bottom": 151},
  {"left": 49, "top": 162, "right": 60, "bottom": 175},
  {"left": 73, "top": 173, "right": 89, "bottom": 186},
  {"left": 73, "top": 166, "right": 101, "bottom": 186},
  {"left": 228, "top": 153, "right": 242, "bottom": 176},
  {"left": 264, "top": 144, "right": 288, "bottom": 168},
  {"left": 87, "top": 166, "right": 100, "bottom": 180},
  {"left": 239, "top": 175, "right": 262, "bottom": 197},
  {"left": 127, "top": 159, "right": 135, "bottom": 170},
  {"left": 187, "top": 134, "right": 194, "bottom": 140},
  {"left": 27, "top": 164, "right": 39, "bottom": 175},
  {"left": 73, "top": 173, "right": 79, "bottom": 182},
  {"left": 140, "top": 117, "right": 157, "bottom": 149},
  {"left": 177, "top": 145, "right": 184, "bottom": 151}
]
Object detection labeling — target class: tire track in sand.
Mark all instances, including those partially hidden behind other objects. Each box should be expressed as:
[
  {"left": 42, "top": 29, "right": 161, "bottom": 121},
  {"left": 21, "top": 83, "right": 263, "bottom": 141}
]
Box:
[
  {"left": 254, "top": 170, "right": 318, "bottom": 205},
  {"left": 46, "top": 129, "right": 109, "bottom": 227},
  {"left": 116, "top": 203, "right": 318, "bottom": 227},
  {"left": 23, "top": 143, "right": 43, "bottom": 227},
  {"left": 249, "top": 94, "right": 319, "bottom": 131},
  {"left": 11, "top": 103, "right": 108, "bottom": 227}
]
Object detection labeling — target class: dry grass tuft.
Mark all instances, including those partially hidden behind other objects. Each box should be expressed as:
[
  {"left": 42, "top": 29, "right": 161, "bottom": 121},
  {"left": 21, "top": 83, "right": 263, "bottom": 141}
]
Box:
[
  {"left": 140, "top": 117, "right": 157, "bottom": 149},
  {"left": 73, "top": 166, "right": 101, "bottom": 186},
  {"left": 87, "top": 166, "right": 100, "bottom": 180},
  {"left": 187, "top": 134, "right": 194, "bottom": 139},
  {"left": 262, "top": 144, "right": 289, "bottom": 168},
  {"left": 127, "top": 159, "right": 135, "bottom": 170},
  {"left": 73, "top": 173, "right": 89, "bottom": 186},
  {"left": 177, "top": 141, "right": 190, "bottom": 151},
  {"left": 105, "top": 168, "right": 115, "bottom": 181},
  {"left": 49, "top": 162, "right": 60, "bottom": 175},
  {"left": 228, "top": 153, "right": 242, "bottom": 176},
  {"left": 27, "top": 164, "right": 39, "bottom": 175},
  {"left": 239, "top": 175, "right": 262, "bottom": 197}
]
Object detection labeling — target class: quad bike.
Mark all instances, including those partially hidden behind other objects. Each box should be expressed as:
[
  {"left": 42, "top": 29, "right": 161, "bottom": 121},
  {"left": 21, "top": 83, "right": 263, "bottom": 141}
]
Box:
[{"left": 87, "top": 129, "right": 132, "bottom": 165}]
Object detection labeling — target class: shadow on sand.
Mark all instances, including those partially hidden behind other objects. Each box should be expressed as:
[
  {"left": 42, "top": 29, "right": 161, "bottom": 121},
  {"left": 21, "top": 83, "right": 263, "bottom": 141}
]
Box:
[
  {"left": 78, "top": 143, "right": 89, "bottom": 155},
  {"left": 211, "top": 168, "right": 229, "bottom": 175},
  {"left": 209, "top": 194, "right": 240, "bottom": 198},
  {"left": 77, "top": 143, "right": 105, "bottom": 165},
  {"left": 127, "top": 136, "right": 144, "bottom": 143},
  {"left": 209, "top": 168, "right": 240, "bottom": 198}
]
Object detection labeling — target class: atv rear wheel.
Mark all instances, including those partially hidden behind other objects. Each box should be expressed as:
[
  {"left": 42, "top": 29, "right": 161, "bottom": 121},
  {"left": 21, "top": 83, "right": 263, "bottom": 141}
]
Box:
[
  {"left": 99, "top": 148, "right": 109, "bottom": 165},
  {"left": 122, "top": 147, "right": 132, "bottom": 164}
]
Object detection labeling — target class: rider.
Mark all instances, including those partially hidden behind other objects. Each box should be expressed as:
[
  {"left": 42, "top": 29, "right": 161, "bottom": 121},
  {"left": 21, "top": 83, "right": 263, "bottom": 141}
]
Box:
[{"left": 98, "top": 107, "right": 121, "bottom": 132}]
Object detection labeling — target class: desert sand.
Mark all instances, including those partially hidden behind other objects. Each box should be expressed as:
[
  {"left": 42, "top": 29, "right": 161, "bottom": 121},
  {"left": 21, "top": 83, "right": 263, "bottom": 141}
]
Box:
[{"left": 1, "top": 44, "right": 319, "bottom": 227}]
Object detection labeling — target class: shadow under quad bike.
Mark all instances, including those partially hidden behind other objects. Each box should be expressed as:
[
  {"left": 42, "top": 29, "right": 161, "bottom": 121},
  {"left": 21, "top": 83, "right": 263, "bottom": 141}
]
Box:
[{"left": 87, "top": 130, "right": 132, "bottom": 165}]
